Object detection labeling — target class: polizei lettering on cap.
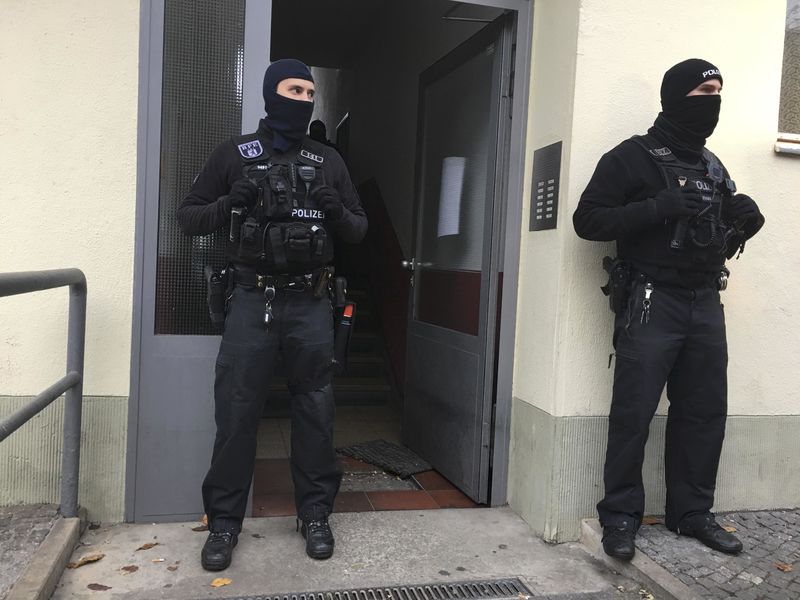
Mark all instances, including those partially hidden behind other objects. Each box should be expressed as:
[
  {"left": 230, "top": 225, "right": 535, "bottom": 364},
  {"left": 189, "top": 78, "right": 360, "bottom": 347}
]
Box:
[
  {"left": 292, "top": 208, "right": 324, "bottom": 219},
  {"left": 702, "top": 69, "right": 721, "bottom": 78}
]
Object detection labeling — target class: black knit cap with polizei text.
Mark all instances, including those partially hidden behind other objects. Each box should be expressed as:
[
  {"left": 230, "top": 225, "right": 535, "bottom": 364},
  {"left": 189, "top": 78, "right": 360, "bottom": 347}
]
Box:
[{"left": 660, "top": 58, "right": 723, "bottom": 108}]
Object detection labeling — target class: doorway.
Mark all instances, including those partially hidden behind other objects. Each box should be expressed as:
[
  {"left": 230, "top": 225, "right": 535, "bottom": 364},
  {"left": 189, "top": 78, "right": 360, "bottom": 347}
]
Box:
[{"left": 126, "top": 0, "right": 530, "bottom": 523}]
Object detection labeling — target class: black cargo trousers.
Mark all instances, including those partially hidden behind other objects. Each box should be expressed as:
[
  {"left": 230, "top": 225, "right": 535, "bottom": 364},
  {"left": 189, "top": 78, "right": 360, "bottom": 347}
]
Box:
[
  {"left": 597, "top": 277, "right": 728, "bottom": 531},
  {"left": 202, "top": 278, "right": 342, "bottom": 533}
]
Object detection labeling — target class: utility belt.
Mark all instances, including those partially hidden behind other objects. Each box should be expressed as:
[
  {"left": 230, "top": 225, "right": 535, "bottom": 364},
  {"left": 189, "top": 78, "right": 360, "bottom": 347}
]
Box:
[
  {"left": 232, "top": 266, "right": 328, "bottom": 293},
  {"left": 601, "top": 256, "right": 729, "bottom": 315},
  {"left": 204, "top": 264, "right": 356, "bottom": 374}
]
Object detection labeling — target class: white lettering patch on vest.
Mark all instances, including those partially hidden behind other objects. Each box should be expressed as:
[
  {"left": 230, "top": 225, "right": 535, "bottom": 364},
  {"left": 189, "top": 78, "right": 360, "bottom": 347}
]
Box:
[
  {"left": 292, "top": 208, "right": 324, "bottom": 219},
  {"left": 649, "top": 147, "right": 672, "bottom": 157},
  {"left": 694, "top": 180, "right": 713, "bottom": 192},
  {"left": 300, "top": 149, "right": 323, "bottom": 163},
  {"left": 237, "top": 140, "right": 263, "bottom": 159}
]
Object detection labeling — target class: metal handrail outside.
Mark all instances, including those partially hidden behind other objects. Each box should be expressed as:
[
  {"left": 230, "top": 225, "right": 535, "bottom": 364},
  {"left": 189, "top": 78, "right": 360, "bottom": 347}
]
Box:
[{"left": 0, "top": 269, "right": 87, "bottom": 518}]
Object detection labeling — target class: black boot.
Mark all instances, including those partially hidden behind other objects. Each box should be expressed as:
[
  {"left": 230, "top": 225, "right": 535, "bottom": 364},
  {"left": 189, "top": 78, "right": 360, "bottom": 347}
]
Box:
[
  {"left": 676, "top": 513, "right": 743, "bottom": 555},
  {"left": 201, "top": 531, "right": 238, "bottom": 571},
  {"left": 602, "top": 524, "right": 636, "bottom": 561},
  {"left": 297, "top": 516, "right": 335, "bottom": 559}
]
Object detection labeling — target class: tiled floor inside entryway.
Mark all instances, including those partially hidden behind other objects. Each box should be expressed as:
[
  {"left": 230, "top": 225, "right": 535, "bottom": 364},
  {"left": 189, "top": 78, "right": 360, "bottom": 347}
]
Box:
[{"left": 252, "top": 404, "right": 480, "bottom": 516}]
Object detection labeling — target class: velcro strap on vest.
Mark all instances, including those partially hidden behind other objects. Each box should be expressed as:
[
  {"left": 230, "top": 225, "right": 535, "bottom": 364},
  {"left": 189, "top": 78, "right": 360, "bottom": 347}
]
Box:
[{"left": 269, "top": 226, "right": 288, "bottom": 272}]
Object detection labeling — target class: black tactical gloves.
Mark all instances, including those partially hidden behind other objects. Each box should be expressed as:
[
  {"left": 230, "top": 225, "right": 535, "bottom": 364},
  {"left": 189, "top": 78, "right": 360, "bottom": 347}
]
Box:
[
  {"left": 313, "top": 185, "right": 345, "bottom": 220},
  {"left": 223, "top": 178, "right": 259, "bottom": 212},
  {"left": 651, "top": 188, "right": 702, "bottom": 221},
  {"left": 723, "top": 193, "right": 761, "bottom": 223}
]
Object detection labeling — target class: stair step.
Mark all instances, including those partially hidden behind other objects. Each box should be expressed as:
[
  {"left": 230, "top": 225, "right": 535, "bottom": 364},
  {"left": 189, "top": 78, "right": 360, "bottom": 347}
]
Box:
[
  {"left": 348, "top": 353, "right": 384, "bottom": 364},
  {"left": 269, "top": 377, "right": 390, "bottom": 391}
]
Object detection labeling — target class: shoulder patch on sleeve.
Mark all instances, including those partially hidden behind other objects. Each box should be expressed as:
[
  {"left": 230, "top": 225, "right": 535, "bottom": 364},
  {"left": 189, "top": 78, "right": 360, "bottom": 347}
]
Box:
[{"left": 237, "top": 140, "right": 263, "bottom": 159}]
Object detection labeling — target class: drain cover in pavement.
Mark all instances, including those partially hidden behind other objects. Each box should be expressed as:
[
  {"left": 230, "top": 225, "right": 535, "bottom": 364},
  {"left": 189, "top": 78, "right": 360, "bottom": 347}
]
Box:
[
  {"left": 218, "top": 577, "right": 532, "bottom": 600},
  {"left": 336, "top": 439, "right": 431, "bottom": 478}
]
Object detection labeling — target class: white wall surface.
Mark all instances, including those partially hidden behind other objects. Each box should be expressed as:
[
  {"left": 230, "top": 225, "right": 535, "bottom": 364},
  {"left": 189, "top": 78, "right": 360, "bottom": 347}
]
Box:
[
  {"left": 514, "top": 0, "right": 800, "bottom": 417},
  {"left": 512, "top": 0, "right": 581, "bottom": 416},
  {"left": 0, "top": 0, "right": 140, "bottom": 396}
]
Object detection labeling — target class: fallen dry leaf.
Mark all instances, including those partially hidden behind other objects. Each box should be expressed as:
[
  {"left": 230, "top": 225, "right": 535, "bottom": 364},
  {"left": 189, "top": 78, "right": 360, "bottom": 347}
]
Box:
[
  {"left": 641, "top": 516, "right": 662, "bottom": 526},
  {"left": 87, "top": 583, "right": 112, "bottom": 591},
  {"left": 151, "top": 558, "right": 166, "bottom": 563},
  {"left": 211, "top": 577, "right": 233, "bottom": 588},
  {"left": 201, "top": 514, "right": 208, "bottom": 526},
  {"left": 639, "top": 590, "right": 654, "bottom": 600},
  {"left": 723, "top": 525, "right": 737, "bottom": 533},
  {"left": 135, "top": 542, "right": 159, "bottom": 551},
  {"left": 167, "top": 565, "right": 178, "bottom": 572},
  {"left": 120, "top": 565, "right": 138, "bottom": 575},
  {"left": 66, "top": 553, "right": 105, "bottom": 569},
  {"left": 775, "top": 562, "right": 794, "bottom": 573},
  {"left": 191, "top": 525, "right": 208, "bottom": 532}
]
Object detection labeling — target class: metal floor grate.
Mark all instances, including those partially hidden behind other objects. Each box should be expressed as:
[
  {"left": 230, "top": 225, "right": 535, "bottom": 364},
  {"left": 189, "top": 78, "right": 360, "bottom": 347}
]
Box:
[{"left": 218, "top": 578, "right": 533, "bottom": 600}]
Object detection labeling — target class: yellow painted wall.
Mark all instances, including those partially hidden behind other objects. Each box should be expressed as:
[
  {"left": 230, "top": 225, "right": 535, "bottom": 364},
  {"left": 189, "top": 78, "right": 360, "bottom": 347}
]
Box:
[
  {"left": 515, "top": 0, "right": 800, "bottom": 418},
  {"left": 512, "top": 0, "right": 581, "bottom": 416},
  {"left": 0, "top": 0, "right": 140, "bottom": 397}
]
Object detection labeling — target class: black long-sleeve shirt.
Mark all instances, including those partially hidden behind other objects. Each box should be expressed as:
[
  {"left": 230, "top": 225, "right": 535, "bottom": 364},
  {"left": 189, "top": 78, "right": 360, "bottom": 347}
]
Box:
[
  {"left": 573, "top": 131, "right": 764, "bottom": 286},
  {"left": 177, "top": 121, "right": 367, "bottom": 245}
]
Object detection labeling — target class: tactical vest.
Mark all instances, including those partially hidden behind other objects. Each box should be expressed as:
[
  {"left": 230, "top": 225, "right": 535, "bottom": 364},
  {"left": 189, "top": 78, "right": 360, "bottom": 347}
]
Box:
[
  {"left": 630, "top": 134, "right": 737, "bottom": 267},
  {"left": 228, "top": 134, "right": 333, "bottom": 273}
]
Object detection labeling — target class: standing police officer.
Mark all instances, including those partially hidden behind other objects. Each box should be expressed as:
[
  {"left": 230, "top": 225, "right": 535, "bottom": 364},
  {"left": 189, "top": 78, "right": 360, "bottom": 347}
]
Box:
[
  {"left": 177, "top": 59, "right": 367, "bottom": 571},
  {"left": 573, "top": 59, "right": 764, "bottom": 561}
]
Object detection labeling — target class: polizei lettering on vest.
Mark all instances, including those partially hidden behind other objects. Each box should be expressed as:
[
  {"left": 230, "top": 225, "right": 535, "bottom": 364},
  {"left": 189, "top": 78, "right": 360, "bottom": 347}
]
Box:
[
  {"left": 694, "top": 180, "right": 713, "bottom": 192},
  {"left": 292, "top": 208, "right": 325, "bottom": 219}
]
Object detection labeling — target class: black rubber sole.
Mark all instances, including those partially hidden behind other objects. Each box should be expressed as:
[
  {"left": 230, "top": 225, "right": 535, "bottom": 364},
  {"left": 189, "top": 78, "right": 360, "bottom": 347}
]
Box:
[
  {"left": 201, "top": 555, "right": 232, "bottom": 571},
  {"left": 602, "top": 546, "right": 635, "bottom": 561},
  {"left": 306, "top": 545, "right": 335, "bottom": 560}
]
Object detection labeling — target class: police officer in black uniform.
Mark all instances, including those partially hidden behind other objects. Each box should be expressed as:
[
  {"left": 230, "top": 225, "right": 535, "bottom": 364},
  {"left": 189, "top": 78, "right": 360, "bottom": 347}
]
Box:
[
  {"left": 177, "top": 59, "right": 367, "bottom": 571},
  {"left": 573, "top": 59, "right": 764, "bottom": 561}
]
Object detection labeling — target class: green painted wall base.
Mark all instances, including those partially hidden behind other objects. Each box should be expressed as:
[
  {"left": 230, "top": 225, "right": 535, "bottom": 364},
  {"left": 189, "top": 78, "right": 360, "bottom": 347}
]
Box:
[
  {"left": 0, "top": 396, "right": 127, "bottom": 523},
  {"left": 508, "top": 398, "right": 800, "bottom": 542}
]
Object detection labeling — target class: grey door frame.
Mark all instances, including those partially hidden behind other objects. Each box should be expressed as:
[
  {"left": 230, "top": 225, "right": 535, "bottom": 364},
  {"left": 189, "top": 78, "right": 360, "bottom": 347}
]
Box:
[
  {"left": 125, "top": 0, "right": 273, "bottom": 522},
  {"left": 127, "top": 0, "right": 532, "bottom": 520},
  {"left": 446, "top": 0, "right": 532, "bottom": 506},
  {"left": 404, "top": 14, "right": 513, "bottom": 504}
]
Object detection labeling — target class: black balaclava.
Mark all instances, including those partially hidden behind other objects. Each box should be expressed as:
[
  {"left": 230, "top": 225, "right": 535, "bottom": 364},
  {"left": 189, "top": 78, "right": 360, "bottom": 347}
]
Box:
[
  {"left": 262, "top": 59, "right": 314, "bottom": 152},
  {"left": 309, "top": 119, "right": 327, "bottom": 142},
  {"left": 651, "top": 58, "right": 723, "bottom": 158}
]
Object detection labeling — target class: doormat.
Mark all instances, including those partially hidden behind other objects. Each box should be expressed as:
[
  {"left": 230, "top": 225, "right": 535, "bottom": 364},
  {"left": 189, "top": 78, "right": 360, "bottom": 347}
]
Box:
[
  {"left": 336, "top": 439, "right": 431, "bottom": 479},
  {"left": 218, "top": 577, "right": 532, "bottom": 600}
]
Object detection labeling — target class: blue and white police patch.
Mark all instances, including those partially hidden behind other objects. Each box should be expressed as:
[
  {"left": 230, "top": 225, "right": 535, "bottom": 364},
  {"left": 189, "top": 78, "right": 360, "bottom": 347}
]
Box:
[{"left": 237, "top": 140, "right": 264, "bottom": 159}]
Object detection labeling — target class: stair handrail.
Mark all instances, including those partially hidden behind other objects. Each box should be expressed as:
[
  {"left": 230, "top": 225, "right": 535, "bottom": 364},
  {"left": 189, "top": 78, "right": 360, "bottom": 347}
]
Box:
[{"left": 0, "top": 269, "right": 87, "bottom": 518}]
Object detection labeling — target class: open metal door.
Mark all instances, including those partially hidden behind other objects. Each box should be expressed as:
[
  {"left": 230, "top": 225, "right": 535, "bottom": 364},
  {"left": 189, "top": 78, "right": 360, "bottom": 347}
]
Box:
[
  {"left": 402, "top": 15, "right": 513, "bottom": 503},
  {"left": 127, "top": 0, "right": 270, "bottom": 522}
]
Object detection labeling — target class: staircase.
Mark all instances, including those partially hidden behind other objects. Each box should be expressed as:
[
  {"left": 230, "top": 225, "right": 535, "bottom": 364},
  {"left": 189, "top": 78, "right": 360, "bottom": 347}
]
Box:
[{"left": 263, "top": 280, "right": 395, "bottom": 416}]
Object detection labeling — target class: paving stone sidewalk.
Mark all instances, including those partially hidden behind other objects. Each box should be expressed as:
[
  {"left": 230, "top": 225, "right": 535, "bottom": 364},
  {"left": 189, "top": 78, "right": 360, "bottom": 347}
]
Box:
[
  {"left": 636, "top": 509, "right": 800, "bottom": 599},
  {"left": 0, "top": 504, "right": 59, "bottom": 599}
]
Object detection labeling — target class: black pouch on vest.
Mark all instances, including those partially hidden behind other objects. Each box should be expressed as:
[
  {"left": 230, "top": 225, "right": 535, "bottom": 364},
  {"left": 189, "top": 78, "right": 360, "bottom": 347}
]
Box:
[
  {"left": 265, "top": 222, "right": 332, "bottom": 272},
  {"left": 237, "top": 217, "right": 264, "bottom": 261},
  {"left": 204, "top": 266, "right": 228, "bottom": 331}
]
